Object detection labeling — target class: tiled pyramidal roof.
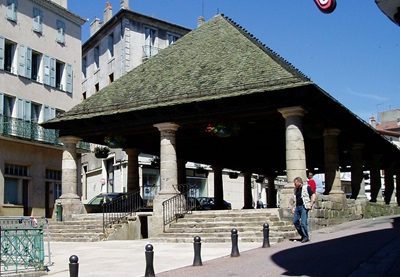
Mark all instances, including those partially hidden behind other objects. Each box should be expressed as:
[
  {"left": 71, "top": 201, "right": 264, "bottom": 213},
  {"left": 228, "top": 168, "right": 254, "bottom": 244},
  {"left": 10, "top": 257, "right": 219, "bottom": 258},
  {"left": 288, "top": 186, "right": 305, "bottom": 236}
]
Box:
[{"left": 51, "top": 14, "right": 313, "bottom": 123}]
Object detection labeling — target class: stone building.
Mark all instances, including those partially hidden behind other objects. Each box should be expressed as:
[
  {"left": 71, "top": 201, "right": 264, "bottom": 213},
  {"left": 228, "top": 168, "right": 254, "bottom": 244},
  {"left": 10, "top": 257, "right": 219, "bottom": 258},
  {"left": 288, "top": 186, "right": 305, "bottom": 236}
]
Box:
[{"left": 0, "top": 0, "right": 86, "bottom": 217}]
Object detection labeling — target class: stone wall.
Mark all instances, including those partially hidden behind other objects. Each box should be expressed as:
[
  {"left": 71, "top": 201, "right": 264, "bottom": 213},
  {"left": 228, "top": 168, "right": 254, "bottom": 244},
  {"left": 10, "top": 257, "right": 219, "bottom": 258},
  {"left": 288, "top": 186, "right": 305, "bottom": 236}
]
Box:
[{"left": 308, "top": 195, "right": 400, "bottom": 231}]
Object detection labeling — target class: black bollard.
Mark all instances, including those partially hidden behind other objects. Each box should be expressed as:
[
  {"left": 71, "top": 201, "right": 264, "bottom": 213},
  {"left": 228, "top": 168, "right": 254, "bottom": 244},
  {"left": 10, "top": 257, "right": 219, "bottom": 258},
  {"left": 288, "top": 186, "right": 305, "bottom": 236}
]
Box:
[
  {"left": 193, "top": 236, "right": 203, "bottom": 266},
  {"left": 144, "top": 244, "right": 155, "bottom": 277},
  {"left": 262, "top": 223, "right": 271, "bottom": 248},
  {"left": 69, "top": 255, "right": 79, "bottom": 277},
  {"left": 230, "top": 228, "right": 240, "bottom": 257}
]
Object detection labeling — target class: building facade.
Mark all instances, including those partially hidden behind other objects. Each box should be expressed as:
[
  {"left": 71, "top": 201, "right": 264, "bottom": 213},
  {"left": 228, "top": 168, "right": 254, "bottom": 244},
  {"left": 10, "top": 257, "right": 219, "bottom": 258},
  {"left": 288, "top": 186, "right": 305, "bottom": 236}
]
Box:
[{"left": 0, "top": 0, "right": 86, "bottom": 217}]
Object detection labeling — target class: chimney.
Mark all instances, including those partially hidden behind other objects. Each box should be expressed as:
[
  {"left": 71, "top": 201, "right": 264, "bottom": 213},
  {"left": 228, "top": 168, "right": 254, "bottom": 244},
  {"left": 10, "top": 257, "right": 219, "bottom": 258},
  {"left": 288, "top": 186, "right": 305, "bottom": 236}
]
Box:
[
  {"left": 370, "top": 117, "right": 377, "bottom": 129},
  {"left": 90, "top": 18, "right": 101, "bottom": 37},
  {"left": 197, "top": 16, "right": 205, "bottom": 27},
  {"left": 104, "top": 2, "right": 113, "bottom": 24},
  {"left": 121, "top": 0, "right": 130, "bottom": 9},
  {"left": 51, "top": 0, "right": 68, "bottom": 9}
]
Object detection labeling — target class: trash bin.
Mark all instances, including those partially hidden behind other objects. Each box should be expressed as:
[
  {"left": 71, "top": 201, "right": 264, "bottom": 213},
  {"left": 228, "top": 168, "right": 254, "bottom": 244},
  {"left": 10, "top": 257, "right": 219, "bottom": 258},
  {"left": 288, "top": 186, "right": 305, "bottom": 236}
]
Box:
[{"left": 56, "top": 203, "right": 63, "bottom": 221}]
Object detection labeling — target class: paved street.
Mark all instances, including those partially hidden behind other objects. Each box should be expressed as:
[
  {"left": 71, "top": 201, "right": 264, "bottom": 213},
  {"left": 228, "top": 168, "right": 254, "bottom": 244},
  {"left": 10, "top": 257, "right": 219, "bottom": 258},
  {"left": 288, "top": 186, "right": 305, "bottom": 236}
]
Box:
[{"left": 45, "top": 215, "right": 400, "bottom": 277}]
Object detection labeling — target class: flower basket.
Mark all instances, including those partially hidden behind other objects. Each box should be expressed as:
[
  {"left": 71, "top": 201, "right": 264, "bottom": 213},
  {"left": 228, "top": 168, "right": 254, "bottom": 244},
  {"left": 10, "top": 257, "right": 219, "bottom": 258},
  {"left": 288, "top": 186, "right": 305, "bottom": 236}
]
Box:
[
  {"left": 205, "top": 123, "right": 240, "bottom": 138},
  {"left": 94, "top": 146, "right": 110, "bottom": 159}
]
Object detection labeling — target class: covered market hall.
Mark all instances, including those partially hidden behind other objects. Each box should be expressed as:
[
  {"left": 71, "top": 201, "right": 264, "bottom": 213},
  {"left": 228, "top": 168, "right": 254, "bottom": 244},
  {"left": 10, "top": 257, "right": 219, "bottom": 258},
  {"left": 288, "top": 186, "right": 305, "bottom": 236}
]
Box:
[{"left": 43, "top": 14, "right": 400, "bottom": 236}]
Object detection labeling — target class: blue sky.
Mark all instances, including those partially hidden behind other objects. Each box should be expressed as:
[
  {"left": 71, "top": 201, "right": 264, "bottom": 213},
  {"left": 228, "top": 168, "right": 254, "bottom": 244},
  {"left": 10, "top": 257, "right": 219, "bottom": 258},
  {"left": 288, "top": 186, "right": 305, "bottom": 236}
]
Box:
[{"left": 68, "top": 1, "right": 400, "bottom": 122}]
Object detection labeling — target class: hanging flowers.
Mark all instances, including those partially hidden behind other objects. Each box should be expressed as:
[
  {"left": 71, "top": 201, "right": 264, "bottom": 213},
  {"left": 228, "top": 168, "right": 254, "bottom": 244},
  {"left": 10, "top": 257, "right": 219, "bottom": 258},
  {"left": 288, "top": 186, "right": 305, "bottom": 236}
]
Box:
[
  {"left": 205, "top": 123, "right": 240, "bottom": 138},
  {"left": 104, "top": 135, "right": 126, "bottom": 148}
]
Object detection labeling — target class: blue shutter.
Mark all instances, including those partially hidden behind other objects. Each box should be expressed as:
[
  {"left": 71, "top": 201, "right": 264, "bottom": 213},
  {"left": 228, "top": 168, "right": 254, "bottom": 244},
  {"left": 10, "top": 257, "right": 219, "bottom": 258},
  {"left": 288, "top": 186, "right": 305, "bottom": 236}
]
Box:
[
  {"left": 0, "top": 92, "right": 4, "bottom": 115},
  {"left": 50, "top": 57, "right": 56, "bottom": 87},
  {"left": 17, "top": 98, "right": 23, "bottom": 119},
  {"left": 44, "top": 105, "right": 56, "bottom": 120},
  {"left": 66, "top": 63, "right": 72, "bottom": 93},
  {"left": 18, "top": 44, "right": 26, "bottom": 77},
  {"left": 44, "top": 55, "right": 50, "bottom": 85},
  {"left": 33, "top": 8, "right": 42, "bottom": 33},
  {"left": 56, "top": 20, "right": 65, "bottom": 44},
  {"left": 26, "top": 47, "right": 32, "bottom": 78},
  {"left": 23, "top": 100, "right": 31, "bottom": 122},
  {"left": 6, "top": 0, "right": 17, "bottom": 22},
  {"left": 0, "top": 36, "right": 4, "bottom": 70}
]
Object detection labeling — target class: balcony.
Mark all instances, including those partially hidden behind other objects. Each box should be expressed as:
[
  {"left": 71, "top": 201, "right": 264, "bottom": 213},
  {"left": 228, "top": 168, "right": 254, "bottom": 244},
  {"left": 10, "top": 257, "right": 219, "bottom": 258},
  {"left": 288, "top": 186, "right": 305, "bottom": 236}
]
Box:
[{"left": 0, "top": 115, "right": 90, "bottom": 151}]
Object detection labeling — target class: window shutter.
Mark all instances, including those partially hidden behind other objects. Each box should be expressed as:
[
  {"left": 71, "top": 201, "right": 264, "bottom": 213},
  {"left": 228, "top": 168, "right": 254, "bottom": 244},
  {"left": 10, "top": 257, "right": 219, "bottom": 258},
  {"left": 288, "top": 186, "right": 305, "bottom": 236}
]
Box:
[
  {"left": 33, "top": 8, "right": 42, "bottom": 33},
  {"left": 17, "top": 98, "right": 23, "bottom": 119},
  {"left": 44, "top": 55, "right": 50, "bottom": 85},
  {"left": 44, "top": 105, "right": 56, "bottom": 120},
  {"left": 50, "top": 57, "right": 56, "bottom": 87},
  {"left": 0, "top": 92, "right": 4, "bottom": 115},
  {"left": 26, "top": 47, "right": 32, "bottom": 78},
  {"left": 56, "top": 20, "right": 65, "bottom": 44},
  {"left": 6, "top": 0, "right": 17, "bottom": 22},
  {"left": 18, "top": 44, "right": 26, "bottom": 77},
  {"left": 23, "top": 99, "right": 31, "bottom": 122},
  {"left": 66, "top": 63, "right": 72, "bottom": 93},
  {"left": 0, "top": 36, "right": 4, "bottom": 70}
]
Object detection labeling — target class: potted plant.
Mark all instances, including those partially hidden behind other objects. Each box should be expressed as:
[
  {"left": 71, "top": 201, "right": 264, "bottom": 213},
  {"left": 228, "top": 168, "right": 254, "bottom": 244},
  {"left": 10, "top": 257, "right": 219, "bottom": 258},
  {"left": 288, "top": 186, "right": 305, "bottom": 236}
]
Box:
[
  {"left": 205, "top": 123, "right": 240, "bottom": 138},
  {"left": 94, "top": 146, "right": 110, "bottom": 159}
]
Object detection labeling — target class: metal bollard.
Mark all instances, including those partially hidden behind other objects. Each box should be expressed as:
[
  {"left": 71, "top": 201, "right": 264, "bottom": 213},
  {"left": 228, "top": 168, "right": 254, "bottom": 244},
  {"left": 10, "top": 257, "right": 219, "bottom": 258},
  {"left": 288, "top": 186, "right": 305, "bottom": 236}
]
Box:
[
  {"left": 230, "top": 228, "right": 240, "bottom": 257},
  {"left": 262, "top": 223, "right": 270, "bottom": 248},
  {"left": 144, "top": 244, "right": 155, "bottom": 277},
  {"left": 69, "top": 255, "right": 79, "bottom": 277},
  {"left": 193, "top": 236, "right": 203, "bottom": 266}
]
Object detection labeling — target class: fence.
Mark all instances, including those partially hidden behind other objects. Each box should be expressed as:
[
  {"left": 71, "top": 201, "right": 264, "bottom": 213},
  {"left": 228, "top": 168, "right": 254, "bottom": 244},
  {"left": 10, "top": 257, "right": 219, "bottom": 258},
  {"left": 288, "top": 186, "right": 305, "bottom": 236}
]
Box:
[{"left": 0, "top": 216, "right": 52, "bottom": 275}]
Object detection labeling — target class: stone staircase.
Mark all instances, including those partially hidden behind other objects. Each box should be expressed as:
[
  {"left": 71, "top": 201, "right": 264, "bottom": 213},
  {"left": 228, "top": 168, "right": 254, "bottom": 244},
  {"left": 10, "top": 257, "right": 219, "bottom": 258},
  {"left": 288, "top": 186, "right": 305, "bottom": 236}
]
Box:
[
  {"left": 150, "top": 209, "right": 297, "bottom": 243},
  {"left": 46, "top": 214, "right": 105, "bottom": 242}
]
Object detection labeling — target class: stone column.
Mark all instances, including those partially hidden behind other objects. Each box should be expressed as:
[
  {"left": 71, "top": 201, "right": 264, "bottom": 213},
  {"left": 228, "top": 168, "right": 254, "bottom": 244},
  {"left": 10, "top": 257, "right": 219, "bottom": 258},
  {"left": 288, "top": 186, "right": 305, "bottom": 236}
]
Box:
[
  {"left": 56, "top": 136, "right": 84, "bottom": 220},
  {"left": 212, "top": 165, "right": 224, "bottom": 209},
  {"left": 266, "top": 175, "right": 277, "bottom": 208},
  {"left": 243, "top": 172, "right": 253, "bottom": 209},
  {"left": 149, "top": 122, "right": 180, "bottom": 237},
  {"left": 369, "top": 154, "right": 382, "bottom": 203},
  {"left": 278, "top": 106, "right": 307, "bottom": 210},
  {"left": 323, "top": 128, "right": 343, "bottom": 195},
  {"left": 384, "top": 163, "right": 395, "bottom": 205},
  {"left": 350, "top": 143, "right": 364, "bottom": 199},
  {"left": 125, "top": 148, "right": 140, "bottom": 193}
]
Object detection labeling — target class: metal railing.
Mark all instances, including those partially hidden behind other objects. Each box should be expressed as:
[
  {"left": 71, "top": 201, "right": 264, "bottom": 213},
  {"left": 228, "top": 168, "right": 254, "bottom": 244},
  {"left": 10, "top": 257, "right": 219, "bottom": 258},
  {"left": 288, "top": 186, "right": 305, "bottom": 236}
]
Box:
[
  {"left": 102, "top": 190, "right": 151, "bottom": 232},
  {"left": 0, "top": 115, "right": 91, "bottom": 151},
  {"left": 162, "top": 184, "right": 200, "bottom": 231},
  {"left": 0, "top": 216, "right": 52, "bottom": 275}
]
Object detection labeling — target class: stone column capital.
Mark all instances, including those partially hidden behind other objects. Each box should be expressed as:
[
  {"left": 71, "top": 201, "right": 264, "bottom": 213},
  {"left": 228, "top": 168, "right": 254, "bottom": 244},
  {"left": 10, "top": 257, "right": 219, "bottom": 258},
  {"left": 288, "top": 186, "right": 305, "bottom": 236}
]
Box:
[
  {"left": 278, "top": 106, "right": 307, "bottom": 119},
  {"left": 153, "top": 122, "right": 180, "bottom": 132},
  {"left": 59, "top": 136, "right": 81, "bottom": 145},
  {"left": 124, "top": 148, "right": 141, "bottom": 157}
]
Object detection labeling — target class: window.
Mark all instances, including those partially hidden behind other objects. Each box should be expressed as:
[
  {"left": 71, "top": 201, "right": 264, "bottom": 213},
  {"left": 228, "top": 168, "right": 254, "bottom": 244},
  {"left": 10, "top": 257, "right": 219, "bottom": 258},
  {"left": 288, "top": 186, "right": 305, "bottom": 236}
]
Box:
[
  {"left": 167, "top": 33, "right": 179, "bottom": 45},
  {"left": 0, "top": 37, "right": 17, "bottom": 73},
  {"left": 56, "top": 61, "right": 64, "bottom": 90},
  {"left": 94, "top": 46, "right": 99, "bottom": 69},
  {"left": 5, "top": 163, "right": 28, "bottom": 176},
  {"left": 31, "top": 51, "right": 42, "bottom": 82},
  {"left": 56, "top": 20, "right": 66, "bottom": 44},
  {"left": 6, "top": 0, "right": 18, "bottom": 22},
  {"left": 32, "top": 7, "right": 43, "bottom": 33},
  {"left": 109, "top": 73, "right": 114, "bottom": 84},
  {"left": 108, "top": 33, "right": 114, "bottom": 58},
  {"left": 95, "top": 83, "right": 99, "bottom": 92},
  {"left": 82, "top": 91, "right": 86, "bottom": 100},
  {"left": 31, "top": 103, "right": 40, "bottom": 124},
  {"left": 144, "top": 27, "right": 157, "bottom": 58},
  {"left": 82, "top": 56, "right": 87, "bottom": 79},
  {"left": 2, "top": 94, "right": 15, "bottom": 117}
]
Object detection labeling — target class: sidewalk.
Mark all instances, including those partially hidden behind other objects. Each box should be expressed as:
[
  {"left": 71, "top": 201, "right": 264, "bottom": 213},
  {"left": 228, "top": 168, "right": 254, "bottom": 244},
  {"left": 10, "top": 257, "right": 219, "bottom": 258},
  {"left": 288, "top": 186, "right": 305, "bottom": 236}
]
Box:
[{"left": 45, "top": 215, "right": 400, "bottom": 277}]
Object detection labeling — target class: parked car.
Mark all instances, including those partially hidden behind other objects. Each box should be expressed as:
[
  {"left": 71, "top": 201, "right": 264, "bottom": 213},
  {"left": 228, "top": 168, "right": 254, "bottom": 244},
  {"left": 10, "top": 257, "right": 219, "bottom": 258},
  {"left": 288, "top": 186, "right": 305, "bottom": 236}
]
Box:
[
  {"left": 85, "top": 192, "right": 127, "bottom": 213},
  {"left": 196, "top": 197, "right": 232, "bottom": 210}
]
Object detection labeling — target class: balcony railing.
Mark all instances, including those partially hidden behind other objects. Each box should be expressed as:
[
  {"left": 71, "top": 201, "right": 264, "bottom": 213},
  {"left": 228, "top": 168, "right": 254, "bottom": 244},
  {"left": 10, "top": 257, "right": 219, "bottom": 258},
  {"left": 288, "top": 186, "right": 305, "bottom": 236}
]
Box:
[{"left": 0, "top": 115, "right": 90, "bottom": 151}]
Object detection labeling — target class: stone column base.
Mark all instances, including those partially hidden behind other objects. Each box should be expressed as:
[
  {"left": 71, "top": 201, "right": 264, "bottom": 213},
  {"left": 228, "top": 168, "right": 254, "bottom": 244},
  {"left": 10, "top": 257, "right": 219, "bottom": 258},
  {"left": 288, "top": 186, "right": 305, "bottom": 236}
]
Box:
[
  {"left": 148, "top": 192, "right": 178, "bottom": 238},
  {"left": 54, "top": 198, "right": 85, "bottom": 221}
]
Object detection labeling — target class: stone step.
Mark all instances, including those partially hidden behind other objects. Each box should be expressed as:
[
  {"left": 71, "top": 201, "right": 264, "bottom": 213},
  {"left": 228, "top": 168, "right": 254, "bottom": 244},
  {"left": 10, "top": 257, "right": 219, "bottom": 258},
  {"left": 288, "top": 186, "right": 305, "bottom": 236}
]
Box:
[
  {"left": 150, "top": 235, "right": 285, "bottom": 244},
  {"left": 174, "top": 216, "right": 280, "bottom": 224}
]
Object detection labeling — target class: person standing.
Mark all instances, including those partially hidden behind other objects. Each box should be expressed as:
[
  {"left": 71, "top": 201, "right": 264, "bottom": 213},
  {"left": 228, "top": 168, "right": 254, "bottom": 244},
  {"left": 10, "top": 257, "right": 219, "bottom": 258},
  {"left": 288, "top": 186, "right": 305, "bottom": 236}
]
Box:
[
  {"left": 307, "top": 172, "right": 317, "bottom": 193},
  {"left": 292, "top": 177, "right": 316, "bottom": 243}
]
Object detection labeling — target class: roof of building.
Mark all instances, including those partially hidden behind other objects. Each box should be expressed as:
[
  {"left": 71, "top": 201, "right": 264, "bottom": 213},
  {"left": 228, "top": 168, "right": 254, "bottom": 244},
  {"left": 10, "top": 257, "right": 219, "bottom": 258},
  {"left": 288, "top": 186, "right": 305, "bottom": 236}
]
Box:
[
  {"left": 48, "top": 14, "right": 312, "bottom": 124},
  {"left": 42, "top": 14, "right": 400, "bottom": 173}
]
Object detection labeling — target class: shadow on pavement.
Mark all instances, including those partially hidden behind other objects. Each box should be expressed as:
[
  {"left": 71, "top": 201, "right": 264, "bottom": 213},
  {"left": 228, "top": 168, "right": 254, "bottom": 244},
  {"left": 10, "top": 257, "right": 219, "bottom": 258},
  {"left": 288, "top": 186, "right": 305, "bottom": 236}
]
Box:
[{"left": 271, "top": 217, "right": 400, "bottom": 277}]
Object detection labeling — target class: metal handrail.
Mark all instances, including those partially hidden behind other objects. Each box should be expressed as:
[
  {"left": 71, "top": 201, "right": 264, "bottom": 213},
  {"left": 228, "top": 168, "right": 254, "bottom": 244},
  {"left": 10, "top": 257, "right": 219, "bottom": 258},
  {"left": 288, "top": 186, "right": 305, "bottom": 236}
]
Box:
[
  {"left": 102, "top": 190, "right": 150, "bottom": 233},
  {"left": 162, "top": 184, "right": 200, "bottom": 231}
]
